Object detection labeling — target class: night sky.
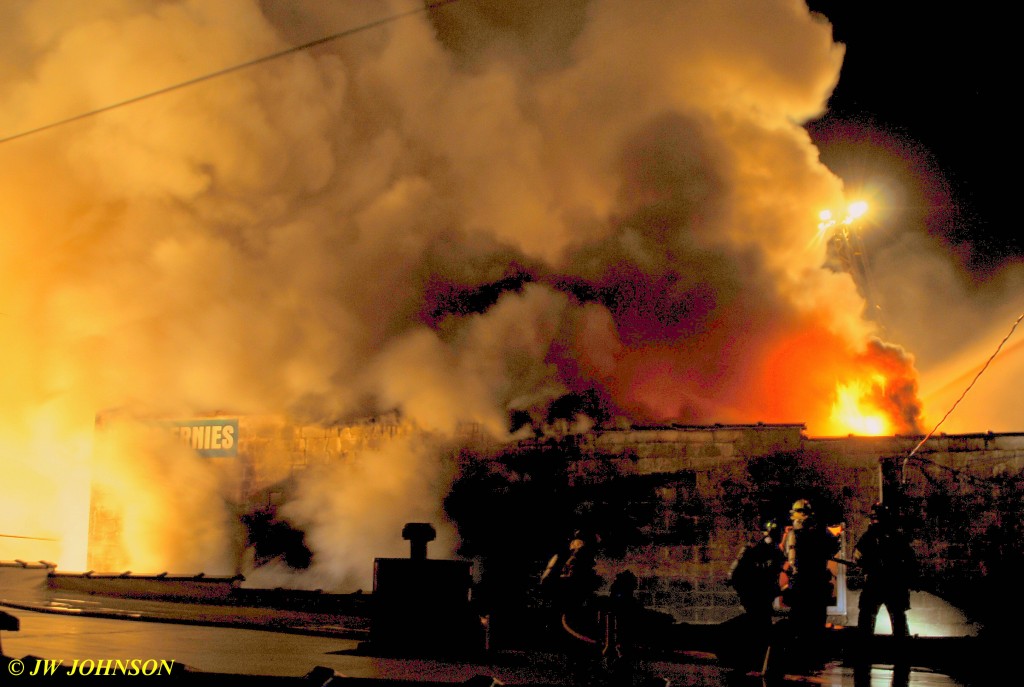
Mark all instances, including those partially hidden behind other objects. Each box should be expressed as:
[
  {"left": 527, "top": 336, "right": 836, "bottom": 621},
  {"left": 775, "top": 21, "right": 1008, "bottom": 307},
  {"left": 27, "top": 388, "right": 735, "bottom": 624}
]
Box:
[{"left": 806, "top": 2, "right": 1015, "bottom": 275}]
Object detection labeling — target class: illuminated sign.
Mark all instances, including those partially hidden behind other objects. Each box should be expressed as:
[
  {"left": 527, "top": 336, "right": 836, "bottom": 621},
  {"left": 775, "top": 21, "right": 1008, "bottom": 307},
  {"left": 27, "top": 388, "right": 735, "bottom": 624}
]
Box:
[{"left": 164, "top": 419, "right": 239, "bottom": 457}]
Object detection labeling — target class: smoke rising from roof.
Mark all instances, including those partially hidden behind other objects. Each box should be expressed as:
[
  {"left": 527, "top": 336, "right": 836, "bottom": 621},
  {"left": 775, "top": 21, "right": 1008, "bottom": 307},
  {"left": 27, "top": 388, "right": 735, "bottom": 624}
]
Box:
[{"left": 0, "top": 0, "right": 1018, "bottom": 583}]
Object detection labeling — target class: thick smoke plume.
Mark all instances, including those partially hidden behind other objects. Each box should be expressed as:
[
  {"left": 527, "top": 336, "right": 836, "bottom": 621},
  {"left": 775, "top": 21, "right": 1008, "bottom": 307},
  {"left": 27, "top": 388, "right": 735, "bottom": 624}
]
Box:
[{"left": 1, "top": 0, "right": 1017, "bottom": 585}]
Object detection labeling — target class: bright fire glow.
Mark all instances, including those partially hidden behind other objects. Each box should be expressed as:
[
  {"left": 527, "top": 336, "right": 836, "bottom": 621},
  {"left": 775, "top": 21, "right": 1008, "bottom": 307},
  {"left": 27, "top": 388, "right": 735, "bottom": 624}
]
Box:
[
  {"left": 0, "top": 407, "right": 93, "bottom": 569},
  {"left": 830, "top": 374, "right": 890, "bottom": 436}
]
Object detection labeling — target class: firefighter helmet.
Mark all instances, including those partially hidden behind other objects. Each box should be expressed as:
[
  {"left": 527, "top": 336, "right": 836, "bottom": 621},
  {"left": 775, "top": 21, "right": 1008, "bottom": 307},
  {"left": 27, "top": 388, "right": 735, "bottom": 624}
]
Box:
[{"left": 790, "top": 498, "right": 813, "bottom": 515}]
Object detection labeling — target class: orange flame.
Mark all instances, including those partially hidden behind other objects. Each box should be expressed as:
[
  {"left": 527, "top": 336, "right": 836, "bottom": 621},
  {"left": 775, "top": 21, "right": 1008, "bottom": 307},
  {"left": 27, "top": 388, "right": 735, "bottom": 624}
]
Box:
[{"left": 827, "top": 375, "right": 891, "bottom": 436}]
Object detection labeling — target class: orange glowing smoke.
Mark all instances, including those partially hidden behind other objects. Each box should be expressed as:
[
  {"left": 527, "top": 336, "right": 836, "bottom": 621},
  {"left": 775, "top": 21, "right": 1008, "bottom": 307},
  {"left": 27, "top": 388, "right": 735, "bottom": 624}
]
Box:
[
  {"left": 572, "top": 309, "right": 926, "bottom": 438},
  {"left": 0, "top": 0, "right": 944, "bottom": 578}
]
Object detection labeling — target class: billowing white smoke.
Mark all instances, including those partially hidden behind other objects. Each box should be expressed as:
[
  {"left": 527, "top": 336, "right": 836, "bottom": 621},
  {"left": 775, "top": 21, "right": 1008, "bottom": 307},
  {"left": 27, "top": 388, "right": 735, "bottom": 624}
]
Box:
[{"left": 0, "top": 0, "right": 1015, "bottom": 583}]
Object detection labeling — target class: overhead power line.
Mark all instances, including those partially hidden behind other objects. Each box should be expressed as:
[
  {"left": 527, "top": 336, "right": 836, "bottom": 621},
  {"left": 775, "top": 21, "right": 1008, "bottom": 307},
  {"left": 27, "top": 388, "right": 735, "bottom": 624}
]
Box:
[
  {"left": 0, "top": 0, "right": 459, "bottom": 146},
  {"left": 903, "top": 310, "right": 1024, "bottom": 472},
  {"left": 0, "top": 533, "right": 59, "bottom": 541}
]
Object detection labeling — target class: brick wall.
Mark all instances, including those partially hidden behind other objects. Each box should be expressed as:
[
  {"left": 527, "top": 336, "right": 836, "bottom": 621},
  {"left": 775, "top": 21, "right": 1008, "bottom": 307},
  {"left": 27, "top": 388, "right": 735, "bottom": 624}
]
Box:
[
  {"left": 85, "top": 412, "right": 1024, "bottom": 633},
  {"left": 448, "top": 426, "right": 1024, "bottom": 632}
]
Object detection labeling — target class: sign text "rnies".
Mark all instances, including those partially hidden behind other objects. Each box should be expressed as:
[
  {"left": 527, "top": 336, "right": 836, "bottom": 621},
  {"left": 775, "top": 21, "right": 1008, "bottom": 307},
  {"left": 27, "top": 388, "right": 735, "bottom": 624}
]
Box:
[{"left": 166, "top": 419, "right": 239, "bottom": 457}]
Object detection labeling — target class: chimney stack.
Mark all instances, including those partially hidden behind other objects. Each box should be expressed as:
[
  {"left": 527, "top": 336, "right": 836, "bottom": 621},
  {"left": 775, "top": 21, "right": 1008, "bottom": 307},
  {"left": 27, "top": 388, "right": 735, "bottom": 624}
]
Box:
[{"left": 401, "top": 522, "right": 436, "bottom": 561}]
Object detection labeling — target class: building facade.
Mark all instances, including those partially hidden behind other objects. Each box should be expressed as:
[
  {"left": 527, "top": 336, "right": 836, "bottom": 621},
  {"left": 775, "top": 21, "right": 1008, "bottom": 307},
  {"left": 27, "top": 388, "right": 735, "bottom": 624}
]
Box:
[{"left": 87, "top": 413, "right": 1024, "bottom": 633}]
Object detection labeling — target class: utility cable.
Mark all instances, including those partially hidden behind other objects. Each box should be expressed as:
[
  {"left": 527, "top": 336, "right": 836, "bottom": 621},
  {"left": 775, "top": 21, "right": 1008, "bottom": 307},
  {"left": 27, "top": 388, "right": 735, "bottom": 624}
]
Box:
[
  {"left": 902, "top": 310, "right": 1024, "bottom": 480},
  {"left": 0, "top": 533, "right": 59, "bottom": 541},
  {"left": 0, "top": 0, "right": 459, "bottom": 146}
]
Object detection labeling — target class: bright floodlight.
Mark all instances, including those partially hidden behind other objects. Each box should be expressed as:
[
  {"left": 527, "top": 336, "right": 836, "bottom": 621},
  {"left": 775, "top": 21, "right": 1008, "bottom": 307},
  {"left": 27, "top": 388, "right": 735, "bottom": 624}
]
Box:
[{"left": 847, "top": 201, "right": 869, "bottom": 220}]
